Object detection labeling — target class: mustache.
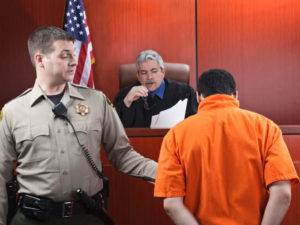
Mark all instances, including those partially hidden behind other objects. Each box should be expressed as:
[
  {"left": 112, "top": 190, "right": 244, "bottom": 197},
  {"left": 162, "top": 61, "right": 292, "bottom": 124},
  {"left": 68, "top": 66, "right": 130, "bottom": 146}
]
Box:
[{"left": 145, "top": 80, "right": 156, "bottom": 84}]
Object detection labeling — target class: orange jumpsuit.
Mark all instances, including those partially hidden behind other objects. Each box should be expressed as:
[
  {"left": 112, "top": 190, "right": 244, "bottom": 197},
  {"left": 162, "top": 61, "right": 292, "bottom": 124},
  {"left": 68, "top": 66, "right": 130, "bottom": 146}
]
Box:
[{"left": 154, "top": 94, "right": 299, "bottom": 225}]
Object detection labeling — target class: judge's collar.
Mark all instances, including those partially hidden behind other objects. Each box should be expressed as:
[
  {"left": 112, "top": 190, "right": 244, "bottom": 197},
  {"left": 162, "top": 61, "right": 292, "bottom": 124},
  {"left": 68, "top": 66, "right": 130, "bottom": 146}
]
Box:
[{"left": 148, "top": 79, "right": 165, "bottom": 99}]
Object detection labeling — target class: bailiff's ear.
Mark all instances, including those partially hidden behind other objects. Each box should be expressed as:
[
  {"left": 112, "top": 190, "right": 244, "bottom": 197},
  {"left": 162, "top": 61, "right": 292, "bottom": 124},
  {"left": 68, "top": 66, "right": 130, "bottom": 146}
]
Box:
[{"left": 35, "top": 53, "right": 45, "bottom": 68}]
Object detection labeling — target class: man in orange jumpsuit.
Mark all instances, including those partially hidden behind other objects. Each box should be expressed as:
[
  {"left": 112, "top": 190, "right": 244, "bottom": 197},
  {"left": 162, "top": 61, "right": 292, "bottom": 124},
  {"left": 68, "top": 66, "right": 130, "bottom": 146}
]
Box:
[{"left": 154, "top": 69, "right": 299, "bottom": 225}]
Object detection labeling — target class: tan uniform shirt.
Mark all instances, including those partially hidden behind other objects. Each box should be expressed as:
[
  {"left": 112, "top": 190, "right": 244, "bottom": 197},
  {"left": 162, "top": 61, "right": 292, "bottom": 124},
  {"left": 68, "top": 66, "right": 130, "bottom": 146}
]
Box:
[{"left": 0, "top": 82, "right": 157, "bottom": 224}]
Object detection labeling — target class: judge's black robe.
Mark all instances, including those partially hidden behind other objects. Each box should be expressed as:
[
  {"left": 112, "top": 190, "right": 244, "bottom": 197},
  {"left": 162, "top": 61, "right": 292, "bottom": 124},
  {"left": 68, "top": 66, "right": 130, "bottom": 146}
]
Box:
[{"left": 114, "top": 79, "right": 198, "bottom": 127}]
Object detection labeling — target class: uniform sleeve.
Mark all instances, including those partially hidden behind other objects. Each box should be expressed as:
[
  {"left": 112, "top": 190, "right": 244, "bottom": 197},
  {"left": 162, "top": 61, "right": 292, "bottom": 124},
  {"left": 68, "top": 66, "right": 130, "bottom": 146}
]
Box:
[
  {"left": 0, "top": 107, "right": 17, "bottom": 225},
  {"left": 114, "top": 90, "right": 136, "bottom": 127},
  {"left": 102, "top": 94, "right": 157, "bottom": 182},
  {"left": 184, "top": 86, "right": 198, "bottom": 118},
  {"left": 154, "top": 129, "right": 186, "bottom": 197},
  {"left": 264, "top": 123, "right": 299, "bottom": 187}
]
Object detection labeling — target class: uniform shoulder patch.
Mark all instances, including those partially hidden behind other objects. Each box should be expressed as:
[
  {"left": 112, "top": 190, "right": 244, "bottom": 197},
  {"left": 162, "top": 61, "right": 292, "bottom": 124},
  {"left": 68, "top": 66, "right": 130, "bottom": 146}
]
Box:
[
  {"left": 103, "top": 94, "right": 114, "bottom": 108},
  {"left": 0, "top": 108, "right": 3, "bottom": 122}
]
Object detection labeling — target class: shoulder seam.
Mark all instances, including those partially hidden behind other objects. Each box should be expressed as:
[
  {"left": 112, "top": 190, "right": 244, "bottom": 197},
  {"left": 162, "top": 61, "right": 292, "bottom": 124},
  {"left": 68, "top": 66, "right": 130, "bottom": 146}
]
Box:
[
  {"left": 18, "top": 88, "right": 32, "bottom": 97},
  {"left": 70, "top": 83, "right": 88, "bottom": 89}
]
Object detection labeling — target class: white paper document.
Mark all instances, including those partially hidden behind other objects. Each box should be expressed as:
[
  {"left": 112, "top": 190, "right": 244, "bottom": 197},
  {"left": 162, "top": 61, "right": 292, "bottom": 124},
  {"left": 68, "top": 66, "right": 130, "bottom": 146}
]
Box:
[{"left": 150, "top": 99, "right": 187, "bottom": 129}]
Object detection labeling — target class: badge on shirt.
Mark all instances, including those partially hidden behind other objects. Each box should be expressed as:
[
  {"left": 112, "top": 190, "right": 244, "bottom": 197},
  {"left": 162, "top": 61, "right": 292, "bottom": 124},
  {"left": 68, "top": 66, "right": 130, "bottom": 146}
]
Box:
[
  {"left": 76, "top": 103, "right": 89, "bottom": 116},
  {"left": 0, "top": 108, "right": 3, "bottom": 122}
]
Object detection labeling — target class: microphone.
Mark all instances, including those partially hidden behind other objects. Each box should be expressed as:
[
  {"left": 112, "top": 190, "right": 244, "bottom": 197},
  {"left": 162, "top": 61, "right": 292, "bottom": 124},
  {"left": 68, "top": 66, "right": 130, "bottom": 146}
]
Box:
[
  {"left": 52, "top": 102, "right": 68, "bottom": 119},
  {"left": 143, "top": 96, "right": 150, "bottom": 110}
]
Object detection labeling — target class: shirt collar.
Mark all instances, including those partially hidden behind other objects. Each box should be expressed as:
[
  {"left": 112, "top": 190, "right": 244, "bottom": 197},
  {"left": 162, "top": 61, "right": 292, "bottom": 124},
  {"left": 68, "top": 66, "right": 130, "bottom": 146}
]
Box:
[
  {"left": 67, "top": 82, "right": 85, "bottom": 100},
  {"left": 30, "top": 81, "right": 46, "bottom": 107},
  {"left": 198, "top": 94, "right": 240, "bottom": 111},
  {"left": 149, "top": 79, "right": 165, "bottom": 99},
  {"left": 30, "top": 81, "right": 85, "bottom": 107}
]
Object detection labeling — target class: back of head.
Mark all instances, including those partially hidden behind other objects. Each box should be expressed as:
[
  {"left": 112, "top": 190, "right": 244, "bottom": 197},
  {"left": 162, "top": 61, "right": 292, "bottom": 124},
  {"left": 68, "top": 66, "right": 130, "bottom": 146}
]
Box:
[
  {"left": 197, "top": 69, "right": 236, "bottom": 97},
  {"left": 27, "top": 26, "right": 75, "bottom": 67},
  {"left": 136, "top": 50, "right": 164, "bottom": 72}
]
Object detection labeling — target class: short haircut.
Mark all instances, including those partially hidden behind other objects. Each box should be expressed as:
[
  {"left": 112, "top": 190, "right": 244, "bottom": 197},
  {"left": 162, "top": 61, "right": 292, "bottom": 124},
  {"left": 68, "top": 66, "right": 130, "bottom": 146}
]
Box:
[
  {"left": 27, "top": 26, "right": 75, "bottom": 67},
  {"left": 198, "top": 69, "right": 236, "bottom": 97},
  {"left": 136, "top": 50, "right": 164, "bottom": 72}
]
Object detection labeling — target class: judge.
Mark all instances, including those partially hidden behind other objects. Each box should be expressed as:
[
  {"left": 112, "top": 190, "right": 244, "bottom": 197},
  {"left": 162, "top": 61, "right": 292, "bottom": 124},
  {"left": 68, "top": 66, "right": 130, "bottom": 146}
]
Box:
[{"left": 114, "top": 50, "right": 198, "bottom": 128}]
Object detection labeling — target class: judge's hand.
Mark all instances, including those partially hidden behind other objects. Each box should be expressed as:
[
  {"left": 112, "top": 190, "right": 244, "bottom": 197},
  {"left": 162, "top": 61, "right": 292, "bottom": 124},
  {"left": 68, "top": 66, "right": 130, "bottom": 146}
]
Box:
[{"left": 124, "top": 86, "right": 148, "bottom": 108}]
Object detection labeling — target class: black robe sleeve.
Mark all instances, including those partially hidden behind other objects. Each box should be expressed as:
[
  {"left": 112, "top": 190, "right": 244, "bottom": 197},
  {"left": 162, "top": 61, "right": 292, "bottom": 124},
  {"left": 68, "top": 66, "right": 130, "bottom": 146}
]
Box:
[
  {"left": 114, "top": 86, "right": 136, "bottom": 127},
  {"left": 185, "top": 86, "right": 198, "bottom": 117},
  {"left": 114, "top": 81, "right": 147, "bottom": 127}
]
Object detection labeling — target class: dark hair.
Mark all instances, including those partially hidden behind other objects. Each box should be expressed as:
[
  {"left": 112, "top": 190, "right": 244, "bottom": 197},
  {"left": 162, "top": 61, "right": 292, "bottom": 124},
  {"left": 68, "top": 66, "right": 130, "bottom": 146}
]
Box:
[
  {"left": 27, "top": 26, "right": 74, "bottom": 67},
  {"left": 197, "top": 69, "right": 236, "bottom": 97}
]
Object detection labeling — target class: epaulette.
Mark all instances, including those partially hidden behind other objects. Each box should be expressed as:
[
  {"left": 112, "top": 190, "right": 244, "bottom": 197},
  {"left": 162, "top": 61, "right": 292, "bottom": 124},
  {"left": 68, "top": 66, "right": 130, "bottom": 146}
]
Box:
[
  {"left": 70, "top": 83, "right": 89, "bottom": 89},
  {"left": 1, "top": 88, "right": 32, "bottom": 111},
  {"left": 103, "top": 93, "right": 115, "bottom": 109},
  {"left": 18, "top": 88, "right": 32, "bottom": 97}
]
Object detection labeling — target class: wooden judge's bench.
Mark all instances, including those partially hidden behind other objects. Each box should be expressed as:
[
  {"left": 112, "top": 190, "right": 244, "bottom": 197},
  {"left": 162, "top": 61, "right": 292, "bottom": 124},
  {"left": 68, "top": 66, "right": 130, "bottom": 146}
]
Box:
[{"left": 101, "top": 126, "right": 300, "bottom": 225}]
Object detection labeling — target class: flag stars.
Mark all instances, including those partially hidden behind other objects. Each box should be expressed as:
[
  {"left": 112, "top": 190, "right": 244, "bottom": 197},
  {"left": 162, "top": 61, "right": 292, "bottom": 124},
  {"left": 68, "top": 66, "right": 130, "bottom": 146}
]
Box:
[
  {"left": 64, "top": 2, "right": 89, "bottom": 42},
  {"left": 69, "top": 1, "right": 72, "bottom": 5}
]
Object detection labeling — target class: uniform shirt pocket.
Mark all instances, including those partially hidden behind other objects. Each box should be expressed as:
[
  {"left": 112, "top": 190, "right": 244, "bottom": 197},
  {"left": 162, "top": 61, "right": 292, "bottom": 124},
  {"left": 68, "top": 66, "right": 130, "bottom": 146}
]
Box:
[
  {"left": 15, "top": 124, "right": 52, "bottom": 162},
  {"left": 68, "top": 121, "right": 88, "bottom": 155},
  {"left": 30, "top": 124, "right": 52, "bottom": 161},
  {"left": 67, "top": 120, "right": 101, "bottom": 158}
]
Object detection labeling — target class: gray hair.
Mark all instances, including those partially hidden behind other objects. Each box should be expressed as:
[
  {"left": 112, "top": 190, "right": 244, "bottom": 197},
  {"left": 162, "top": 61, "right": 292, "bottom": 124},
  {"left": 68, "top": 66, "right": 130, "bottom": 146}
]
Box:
[{"left": 136, "top": 50, "right": 164, "bottom": 72}]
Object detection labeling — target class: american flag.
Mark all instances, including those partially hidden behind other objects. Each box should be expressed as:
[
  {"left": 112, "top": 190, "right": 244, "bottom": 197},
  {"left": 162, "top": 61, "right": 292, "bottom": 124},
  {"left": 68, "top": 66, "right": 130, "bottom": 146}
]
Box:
[{"left": 63, "top": 0, "right": 95, "bottom": 88}]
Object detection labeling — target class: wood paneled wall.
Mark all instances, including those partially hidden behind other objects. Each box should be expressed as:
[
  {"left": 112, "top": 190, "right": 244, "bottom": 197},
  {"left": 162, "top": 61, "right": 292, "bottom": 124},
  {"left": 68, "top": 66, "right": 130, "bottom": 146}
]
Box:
[
  {"left": 88, "top": 0, "right": 196, "bottom": 101},
  {"left": 0, "top": 0, "right": 196, "bottom": 106},
  {"left": 197, "top": 0, "right": 300, "bottom": 124},
  {"left": 1, "top": 1, "right": 300, "bottom": 225},
  {"left": 1, "top": 0, "right": 300, "bottom": 125},
  {"left": 0, "top": 0, "right": 65, "bottom": 106}
]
